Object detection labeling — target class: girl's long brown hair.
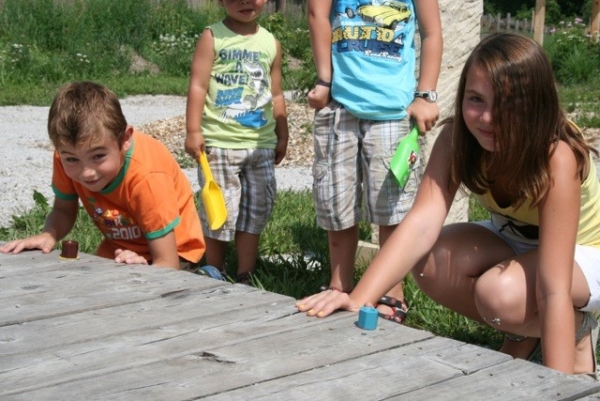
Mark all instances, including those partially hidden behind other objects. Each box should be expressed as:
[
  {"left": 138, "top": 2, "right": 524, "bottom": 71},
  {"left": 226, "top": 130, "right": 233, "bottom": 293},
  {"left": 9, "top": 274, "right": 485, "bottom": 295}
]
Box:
[{"left": 451, "top": 33, "right": 595, "bottom": 208}]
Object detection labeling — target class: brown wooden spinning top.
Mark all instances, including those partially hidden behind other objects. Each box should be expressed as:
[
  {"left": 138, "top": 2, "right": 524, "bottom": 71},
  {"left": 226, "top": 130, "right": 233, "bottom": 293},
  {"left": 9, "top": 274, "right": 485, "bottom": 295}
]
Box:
[{"left": 60, "top": 240, "right": 79, "bottom": 259}]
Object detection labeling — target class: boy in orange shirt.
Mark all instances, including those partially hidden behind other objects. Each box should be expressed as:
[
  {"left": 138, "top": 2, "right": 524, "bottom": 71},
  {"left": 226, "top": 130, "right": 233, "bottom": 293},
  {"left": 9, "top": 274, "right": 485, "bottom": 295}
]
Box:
[{"left": 1, "top": 81, "right": 205, "bottom": 269}]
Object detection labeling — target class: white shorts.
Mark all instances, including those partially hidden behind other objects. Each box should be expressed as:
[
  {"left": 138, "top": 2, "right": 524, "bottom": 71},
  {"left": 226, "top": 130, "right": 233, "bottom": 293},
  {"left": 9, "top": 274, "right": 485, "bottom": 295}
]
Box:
[{"left": 476, "top": 220, "right": 600, "bottom": 312}]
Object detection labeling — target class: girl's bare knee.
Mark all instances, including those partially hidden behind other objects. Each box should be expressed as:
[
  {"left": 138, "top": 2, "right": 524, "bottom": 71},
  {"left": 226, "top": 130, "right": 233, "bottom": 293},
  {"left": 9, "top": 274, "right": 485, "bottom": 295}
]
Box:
[
  {"left": 474, "top": 273, "right": 524, "bottom": 327},
  {"left": 413, "top": 247, "right": 450, "bottom": 296}
]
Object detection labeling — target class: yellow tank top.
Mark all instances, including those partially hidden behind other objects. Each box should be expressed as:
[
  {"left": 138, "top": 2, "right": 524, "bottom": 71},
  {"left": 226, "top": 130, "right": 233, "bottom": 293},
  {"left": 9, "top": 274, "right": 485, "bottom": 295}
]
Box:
[{"left": 476, "top": 156, "right": 600, "bottom": 247}]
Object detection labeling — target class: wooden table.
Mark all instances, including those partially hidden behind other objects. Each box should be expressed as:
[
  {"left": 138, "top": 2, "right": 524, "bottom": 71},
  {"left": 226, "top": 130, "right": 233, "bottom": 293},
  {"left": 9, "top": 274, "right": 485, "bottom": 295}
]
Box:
[{"left": 1, "top": 249, "right": 599, "bottom": 400}]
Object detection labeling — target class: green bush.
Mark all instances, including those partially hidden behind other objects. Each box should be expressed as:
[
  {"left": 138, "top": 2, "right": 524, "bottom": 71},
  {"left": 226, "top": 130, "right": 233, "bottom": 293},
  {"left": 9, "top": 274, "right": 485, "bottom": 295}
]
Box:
[
  {"left": 259, "top": 11, "right": 316, "bottom": 95},
  {"left": 544, "top": 28, "right": 600, "bottom": 85}
]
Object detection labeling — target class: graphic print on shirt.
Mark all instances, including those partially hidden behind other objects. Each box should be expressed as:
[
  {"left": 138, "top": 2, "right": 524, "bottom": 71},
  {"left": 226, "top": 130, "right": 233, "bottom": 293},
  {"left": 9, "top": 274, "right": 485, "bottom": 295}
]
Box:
[
  {"left": 215, "top": 49, "right": 272, "bottom": 129},
  {"left": 332, "top": 0, "right": 412, "bottom": 60},
  {"left": 91, "top": 203, "right": 143, "bottom": 241}
]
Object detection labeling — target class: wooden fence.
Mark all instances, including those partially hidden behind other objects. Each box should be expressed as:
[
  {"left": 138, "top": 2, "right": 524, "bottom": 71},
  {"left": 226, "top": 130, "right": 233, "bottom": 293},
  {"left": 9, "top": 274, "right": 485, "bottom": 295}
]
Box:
[
  {"left": 480, "top": 13, "right": 554, "bottom": 34},
  {"left": 481, "top": 12, "right": 600, "bottom": 37}
]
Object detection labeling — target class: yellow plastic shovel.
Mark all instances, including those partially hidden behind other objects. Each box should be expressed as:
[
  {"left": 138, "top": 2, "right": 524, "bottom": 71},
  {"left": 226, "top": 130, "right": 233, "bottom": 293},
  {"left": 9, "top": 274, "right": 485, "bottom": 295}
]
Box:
[{"left": 198, "top": 151, "right": 227, "bottom": 230}]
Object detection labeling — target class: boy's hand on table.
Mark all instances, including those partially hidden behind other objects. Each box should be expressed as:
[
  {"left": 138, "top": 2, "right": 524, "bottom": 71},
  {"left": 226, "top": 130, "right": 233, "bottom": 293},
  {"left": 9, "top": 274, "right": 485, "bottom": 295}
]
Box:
[
  {"left": 0, "top": 232, "right": 57, "bottom": 254},
  {"left": 114, "top": 249, "right": 148, "bottom": 265}
]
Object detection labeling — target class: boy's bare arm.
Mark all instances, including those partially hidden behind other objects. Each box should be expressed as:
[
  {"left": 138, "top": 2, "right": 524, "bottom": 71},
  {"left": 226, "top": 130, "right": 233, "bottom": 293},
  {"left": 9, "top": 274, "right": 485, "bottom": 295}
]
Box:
[
  {"left": 307, "top": 0, "right": 332, "bottom": 109},
  {"left": 144, "top": 232, "right": 180, "bottom": 268},
  {"left": 112, "top": 231, "right": 179, "bottom": 268},
  {"left": 185, "top": 29, "right": 215, "bottom": 160},
  {"left": 271, "top": 40, "right": 289, "bottom": 165},
  {"left": 0, "top": 198, "right": 78, "bottom": 254},
  {"left": 308, "top": 0, "right": 332, "bottom": 82},
  {"left": 410, "top": 0, "right": 443, "bottom": 133},
  {"left": 43, "top": 197, "right": 79, "bottom": 240}
]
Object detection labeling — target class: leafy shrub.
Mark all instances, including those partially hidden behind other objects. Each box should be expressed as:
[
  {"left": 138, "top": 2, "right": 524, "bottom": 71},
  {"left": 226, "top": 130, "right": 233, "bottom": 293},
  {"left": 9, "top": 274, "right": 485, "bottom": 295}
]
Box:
[
  {"left": 545, "top": 28, "right": 600, "bottom": 85},
  {"left": 259, "top": 11, "right": 316, "bottom": 95}
]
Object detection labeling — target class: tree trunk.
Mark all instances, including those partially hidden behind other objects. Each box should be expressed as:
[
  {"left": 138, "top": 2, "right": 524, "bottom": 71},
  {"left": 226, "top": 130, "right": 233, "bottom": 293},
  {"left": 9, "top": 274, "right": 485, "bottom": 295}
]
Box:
[
  {"left": 533, "top": 0, "right": 546, "bottom": 45},
  {"left": 275, "top": 0, "right": 286, "bottom": 13},
  {"left": 592, "top": 0, "right": 600, "bottom": 42}
]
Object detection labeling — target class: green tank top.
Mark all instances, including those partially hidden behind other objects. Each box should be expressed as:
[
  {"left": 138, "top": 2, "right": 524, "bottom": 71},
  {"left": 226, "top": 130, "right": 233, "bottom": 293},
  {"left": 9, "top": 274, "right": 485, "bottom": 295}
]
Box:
[{"left": 202, "top": 21, "right": 277, "bottom": 149}]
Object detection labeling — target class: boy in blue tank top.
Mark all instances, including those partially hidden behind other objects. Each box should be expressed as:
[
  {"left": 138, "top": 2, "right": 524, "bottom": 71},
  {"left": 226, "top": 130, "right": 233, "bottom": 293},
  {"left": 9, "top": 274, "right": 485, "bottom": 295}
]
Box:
[{"left": 305, "top": 0, "right": 442, "bottom": 323}]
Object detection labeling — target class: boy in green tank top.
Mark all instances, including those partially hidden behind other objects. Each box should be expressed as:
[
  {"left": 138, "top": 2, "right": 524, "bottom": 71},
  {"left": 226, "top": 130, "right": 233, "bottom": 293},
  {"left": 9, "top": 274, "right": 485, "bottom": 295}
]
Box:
[{"left": 185, "top": 0, "right": 289, "bottom": 284}]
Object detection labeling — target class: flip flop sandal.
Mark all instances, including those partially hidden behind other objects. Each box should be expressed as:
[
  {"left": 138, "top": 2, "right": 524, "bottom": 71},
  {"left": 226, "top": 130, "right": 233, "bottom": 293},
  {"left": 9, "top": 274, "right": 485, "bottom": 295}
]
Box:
[
  {"left": 236, "top": 272, "right": 254, "bottom": 285},
  {"left": 376, "top": 295, "right": 409, "bottom": 324}
]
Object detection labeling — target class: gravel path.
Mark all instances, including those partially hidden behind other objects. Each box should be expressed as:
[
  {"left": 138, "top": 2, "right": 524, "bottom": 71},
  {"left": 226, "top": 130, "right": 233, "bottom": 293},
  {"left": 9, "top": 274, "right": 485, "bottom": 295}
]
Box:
[{"left": 0, "top": 95, "right": 311, "bottom": 228}]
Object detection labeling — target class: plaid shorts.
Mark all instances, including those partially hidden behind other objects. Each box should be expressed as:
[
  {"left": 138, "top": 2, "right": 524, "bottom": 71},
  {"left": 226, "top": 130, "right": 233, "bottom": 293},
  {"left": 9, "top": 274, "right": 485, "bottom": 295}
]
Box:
[
  {"left": 198, "top": 147, "right": 276, "bottom": 241},
  {"left": 312, "top": 101, "right": 420, "bottom": 231}
]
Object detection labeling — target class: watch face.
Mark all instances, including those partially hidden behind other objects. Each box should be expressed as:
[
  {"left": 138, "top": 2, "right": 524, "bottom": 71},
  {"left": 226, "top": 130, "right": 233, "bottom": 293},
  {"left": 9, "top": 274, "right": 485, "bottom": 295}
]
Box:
[{"left": 416, "top": 90, "right": 437, "bottom": 102}]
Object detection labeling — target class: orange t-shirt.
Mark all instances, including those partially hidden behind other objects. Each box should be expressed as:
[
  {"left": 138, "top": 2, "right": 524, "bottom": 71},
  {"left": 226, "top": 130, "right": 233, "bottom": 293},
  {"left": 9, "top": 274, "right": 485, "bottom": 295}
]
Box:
[{"left": 52, "top": 131, "right": 205, "bottom": 264}]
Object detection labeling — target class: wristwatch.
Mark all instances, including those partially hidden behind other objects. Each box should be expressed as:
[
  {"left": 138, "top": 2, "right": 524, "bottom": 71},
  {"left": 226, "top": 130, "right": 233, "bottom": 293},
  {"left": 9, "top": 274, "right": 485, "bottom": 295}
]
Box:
[{"left": 414, "top": 90, "right": 438, "bottom": 103}]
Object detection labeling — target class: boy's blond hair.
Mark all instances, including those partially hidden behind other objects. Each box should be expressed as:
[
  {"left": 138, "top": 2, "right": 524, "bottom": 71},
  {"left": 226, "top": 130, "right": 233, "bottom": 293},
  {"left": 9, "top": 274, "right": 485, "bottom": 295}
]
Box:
[{"left": 48, "top": 81, "right": 128, "bottom": 148}]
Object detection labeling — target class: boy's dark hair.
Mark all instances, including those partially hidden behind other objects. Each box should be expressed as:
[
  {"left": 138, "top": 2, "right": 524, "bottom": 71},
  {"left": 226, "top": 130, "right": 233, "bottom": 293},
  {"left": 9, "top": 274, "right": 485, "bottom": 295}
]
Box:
[{"left": 48, "top": 81, "right": 128, "bottom": 148}]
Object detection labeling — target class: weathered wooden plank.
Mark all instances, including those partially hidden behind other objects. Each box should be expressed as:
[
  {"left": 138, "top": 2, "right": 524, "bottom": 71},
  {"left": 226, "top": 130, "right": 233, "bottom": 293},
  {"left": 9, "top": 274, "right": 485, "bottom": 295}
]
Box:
[
  {"left": 0, "top": 284, "right": 293, "bottom": 358},
  {"left": 577, "top": 392, "right": 600, "bottom": 400},
  {"left": 418, "top": 336, "right": 506, "bottom": 375},
  {"left": 203, "top": 339, "right": 599, "bottom": 400},
  {"left": 9, "top": 341, "right": 460, "bottom": 401},
  {"left": 0, "top": 261, "right": 229, "bottom": 326},
  {"left": 0, "top": 249, "right": 115, "bottom": 277},
  {"left": 0, "top": 312, "right": 434, "bottom": 399},
  {"left": 203, "top": 337, "right": 513, "bottom": 401},
  {"left": 392, "top": 358, "right": 600, "bottom": 400},
  {"left": 2, "top": 249, "right": 595, "bottom": 400}
]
